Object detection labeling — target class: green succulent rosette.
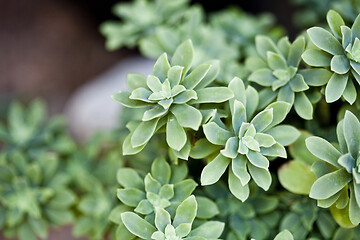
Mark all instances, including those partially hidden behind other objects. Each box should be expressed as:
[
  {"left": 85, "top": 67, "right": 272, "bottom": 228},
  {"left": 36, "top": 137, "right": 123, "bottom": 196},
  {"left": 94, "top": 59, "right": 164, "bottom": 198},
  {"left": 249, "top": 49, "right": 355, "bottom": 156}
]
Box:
[
  {"left": 114, "top": 157, "right": 196, "bottom": 218},
  {"left": 112, "top": 40, "right": 233, "bottom": 160},
  {"left": 248, "top": 35, "right": 332, "bottom": 119},
  {"left": 110, "top": 157, "right": 219, "bottom": 239},
  {"left": 193, "top": 77, "right": 299, "bottom": 201},
  {"left": 306, "top": 110, "right": 360, "bottom": 227},
  {"left": 120, "top": 195, "right": 224, "bottom": 240},
  {"left": 0, "top": 100, "right": 76, "bottom": 155},
  {"left": 0, "top": 151, "right": 75, "bottom": 240},
  {"left": 302, "top": 10, "right": 360, "bottom": 104}
]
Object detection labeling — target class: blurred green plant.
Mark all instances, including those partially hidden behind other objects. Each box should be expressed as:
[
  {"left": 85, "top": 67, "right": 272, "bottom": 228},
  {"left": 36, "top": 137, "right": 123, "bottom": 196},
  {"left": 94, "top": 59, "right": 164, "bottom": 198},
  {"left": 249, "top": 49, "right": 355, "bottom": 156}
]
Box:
[{"left": 0, "top": 151, "right": 75, "bottom": 240}]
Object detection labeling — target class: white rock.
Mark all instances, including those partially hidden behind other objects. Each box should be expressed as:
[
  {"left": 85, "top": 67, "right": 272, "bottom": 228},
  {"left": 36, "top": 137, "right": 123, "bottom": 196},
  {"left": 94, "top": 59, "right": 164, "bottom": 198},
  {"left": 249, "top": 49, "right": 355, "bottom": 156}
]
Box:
[{"left": 65, "top": 55, "right": 155, "bottom": 141}]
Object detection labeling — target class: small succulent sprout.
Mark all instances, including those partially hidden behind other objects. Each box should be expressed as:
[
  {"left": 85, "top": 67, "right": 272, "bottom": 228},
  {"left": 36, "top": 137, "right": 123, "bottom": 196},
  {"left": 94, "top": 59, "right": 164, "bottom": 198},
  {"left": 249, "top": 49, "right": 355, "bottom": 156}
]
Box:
[
  {"left": 120, "top": 195, "right": 225, "bottom": 240},
  {"left": 113, "top": 39, "right": 233, "bottom": 160},
  {"left": 115, "top": 157, "right": 197, "bottom": 218},
  {"left": 248, "top": 35, "right": 332, "bottom": 119},
  {"left": 306, "top": 110, "right": 360, "bottom": 227},
  {"left": 0, "top": 152, "right": 76, "bottom": 240},
  {"left": 302, "top": 10, "right": 360, "bottom": 104},
  {"left": 199, "top": 77, "right": 300, "bottom": 201}
]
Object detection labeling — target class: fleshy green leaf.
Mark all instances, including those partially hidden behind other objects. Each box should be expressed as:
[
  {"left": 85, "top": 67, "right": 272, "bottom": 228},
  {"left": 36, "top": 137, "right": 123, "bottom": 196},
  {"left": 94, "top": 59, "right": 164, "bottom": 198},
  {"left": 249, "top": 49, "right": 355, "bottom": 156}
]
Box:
[
  {"left": 248, "top": 163, "right": 272, "bottom": 191},
  {"left": 302, "top": 49, "right": 332, "bottom": 67},
  {"left": 188, "top": 221, "right": 225, "bottom": 238},
  {"left": 112, "top": 92, "right": 152, "bottom": 108},
  {"left": 294, "top": 92, "right": 313, "bottom": 120},
  {"left": 264, "top": 101, "right": 291, "bottom": 130},
  {"left": 117, "top": 168, "right": 143, "bottom": 189},
  {"left": 325, "top": 73, "right": 348, "bottom": 103},
  {"left": 278, "top": 160, "right": 316, "bottom": 195},
  {"left": 170, "top": 104, "right": 202, "bottom": 130},
  {"left": 331, "top": 55, "right": 350, "bottom": 74},
  {"left": 153, "top": 53, "right": 171, "bottom": 82},
  {"left": 251, "top": 108, "right": 273, "bottom": 132},
  {"left": 190, "top": 87, "right": 234, "bottom": 104},
  {"left": 306, "top": 136, "right": 342, "bottom": 168},
  {"left": 232, "top": 155, "right": 251, "bottom": 186},
  {"left": 151, "top": 157, "right": 171, "bottom": 185},
  {"left": 310, "top": 168, "right": 352, "bottom": 200},
  {"left": 155, "top": 208, "right": 171, "bottom": 232},
  {"left": 131, "top": 118, "right": 159, "bottom": 147},
  {"left": 248, "top": 68, "right": 276, "bottom": 87},
  {"left": 327, "top": 10, "right": 345, "bottom": 39},
  {"left": 182, "top": 64, "right": 211, "bottom": 90},
  {"left": 307, "top": 27, "right": 344, "bottom": 55},
  {"left": 117, "top": 188, "right": 145, "bottom": 207},
  {"left": 265, "top": 125, "right": 300, "bottom": 146},
  {"left": 203, "top": 122, "right": 232, "bottom": 145},
  {"left": 173, "top": 195, "right": 197, "bottom": 227},
  {"left": 166, "top": 115, "right": 187, "bottom": 151},
  {"left": 256, "top": 35, "right": 279, "bottom": 59},
  {"left": 201, "top": 154, "right": 231, "bottom": 186},
  {"left": 274, "top": 230, "right": 294, "bottom": 240},
  {"left": 171, "top": 39, "right": 194, "bottom": 75},
  {"left": 343, "top": 110, "right": 360, "bottom": 159},
  {"left": 288, "top": 36, "right": 305, "bottom": 67},
  {"left": 127, "top": 73, "right": 147, "bottom": 91},
  {"left": 229, "top": 166, "right": 250, "bottom": 202},
  {"left": 121, "top": 212, "right": 156, "bottom": 239}
]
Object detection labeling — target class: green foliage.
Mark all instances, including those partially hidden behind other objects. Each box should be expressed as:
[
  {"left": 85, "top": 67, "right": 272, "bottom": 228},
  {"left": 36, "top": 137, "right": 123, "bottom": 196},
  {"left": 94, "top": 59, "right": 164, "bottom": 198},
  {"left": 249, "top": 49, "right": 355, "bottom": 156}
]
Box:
[
  {"left": 198, "top": 77, "right": 299, "bottom": 201},
  {"left": 248, "top": 35, "right": 330, "bottom": 119},
  {"left": 0, "top": 152, "right": 75, "bottom": 240},
  {"left": 306, "top": 110, "right": 360, "bottom": 227},
  {"left": 303, "top": 10, "right": 360, "bottom": 104},
  {"left": 203, "top": 182, "right": 280, "bottom": 240},
  {"left": 120, "top": 195, "right": 224, "bottom": 240},
  {"left": 0, "top": 100, "right": 76, "bottom": 155},
  {"left": 68, "top": 132, "right": 125, "bottom": 240},
  {"left": 100, "top": 0, "right": 192, "bottom": 50},
  {"left": 113, "top": 40, "right": 233, "bottom": 160},
  {"left": 4, "top": 1, "right": 360, "bottom": 240}
]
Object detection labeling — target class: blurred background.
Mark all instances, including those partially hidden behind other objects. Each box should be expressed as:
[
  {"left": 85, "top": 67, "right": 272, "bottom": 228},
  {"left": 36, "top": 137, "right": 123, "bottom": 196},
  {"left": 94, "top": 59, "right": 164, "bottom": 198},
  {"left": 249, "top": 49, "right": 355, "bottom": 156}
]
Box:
[{"left": 0, "top": 0, "right": 296, "bottom": 112}]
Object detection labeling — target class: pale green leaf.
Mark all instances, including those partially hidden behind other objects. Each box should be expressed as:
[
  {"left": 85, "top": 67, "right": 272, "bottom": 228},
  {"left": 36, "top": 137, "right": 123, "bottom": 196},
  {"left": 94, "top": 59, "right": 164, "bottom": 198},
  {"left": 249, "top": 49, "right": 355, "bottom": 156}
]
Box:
[
  {"left": 310, "top": 168, "right": 352, "bottom": 200},
  {"left": 121, "top": 212, "right": 156, "bottom": 239},
  {"left": 201, "top": 154, "right": 231, "bottom": 186}
]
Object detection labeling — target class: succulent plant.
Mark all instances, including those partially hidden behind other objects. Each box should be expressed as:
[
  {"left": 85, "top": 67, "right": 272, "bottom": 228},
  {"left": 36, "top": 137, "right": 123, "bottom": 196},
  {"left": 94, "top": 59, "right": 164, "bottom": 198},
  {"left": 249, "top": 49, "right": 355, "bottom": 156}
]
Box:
[
  {"left": 193, "top": 77, "right": 299, "bottom": 201},
  {"left": 112, "top": 40, "right": 233, "bottom": 160},
  {"left": 0, "top": 151, "right": 75, "bottom": 240},
  {"left": 115, "top": 157, "right": 197, "bottom": 218},
  {"left": 306, "top": 110, "right": 360, "bottom": 227},
  {"left": 248, "top": 35, "right": 333, "bottom": 119},
  {"left": 302, "top": 10, "right": 360, "bottom": 104},
  {"left": 0, "top": 99, "right": 76, "bottom": 155},
  {"left": 120, "top": 195, "right": 225, "bottom": 240}
]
